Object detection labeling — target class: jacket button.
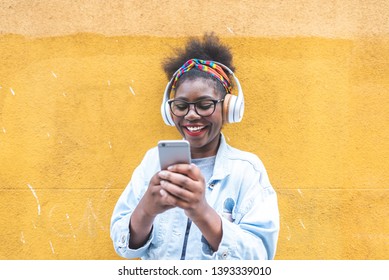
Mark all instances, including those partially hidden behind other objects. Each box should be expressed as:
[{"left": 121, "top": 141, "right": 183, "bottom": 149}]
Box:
[{"left": 222, "top": 251, "right": 228, "bottom": 259}]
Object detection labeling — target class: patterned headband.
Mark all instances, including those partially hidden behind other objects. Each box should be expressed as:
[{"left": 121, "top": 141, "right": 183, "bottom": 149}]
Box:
[{"left": 171, "top": 59, "right": 232, "bottom": 94}]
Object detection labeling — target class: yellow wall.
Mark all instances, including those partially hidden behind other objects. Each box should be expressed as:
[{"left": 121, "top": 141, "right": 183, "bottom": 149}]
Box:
[{"left": 0, "top": 1, "right": 388, "bottom": 259}]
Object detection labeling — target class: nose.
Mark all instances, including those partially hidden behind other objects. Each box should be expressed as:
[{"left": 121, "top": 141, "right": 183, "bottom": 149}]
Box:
[{"left": 185, "top": 104, "right": 201, "bottom": 120}]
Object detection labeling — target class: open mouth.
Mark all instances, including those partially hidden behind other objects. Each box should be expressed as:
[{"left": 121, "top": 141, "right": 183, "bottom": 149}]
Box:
[{"left": 183, "top": 125, "right": 207, "bottom": 136}]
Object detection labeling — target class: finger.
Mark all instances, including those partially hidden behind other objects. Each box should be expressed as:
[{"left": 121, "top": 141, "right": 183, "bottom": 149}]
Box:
[
  {"left": 159, "top": 188, "right": 169, "bottom": 199},
  {"left": 167, "top": 163, "right": 202, "bottom": 181},
  {"left": 160, "top": 188, "right": 191, "bottom": 210},
  {"left": 160, "top": 180, "right": 192, "bottom": 202},
  {"left": 158, "top": 170, "right": 193, "bottom": 190},
  {"left": 159, "top": 187, "right": 182, "bottom": 206},
  {"left": 159, "top": 188, "right": 180, "bottom": 207},
  {"left": 149, "top": 172, "right": 162, "bottom": 187}
]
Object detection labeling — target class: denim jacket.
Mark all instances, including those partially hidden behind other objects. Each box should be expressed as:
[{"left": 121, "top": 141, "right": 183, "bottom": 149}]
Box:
[{"left": 110, "top": 134, "right": 279, "bottom": 260}]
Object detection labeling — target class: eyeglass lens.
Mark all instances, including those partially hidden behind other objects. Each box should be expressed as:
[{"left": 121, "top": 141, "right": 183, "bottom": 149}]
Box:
[{"left": 170, "top": 100, "right": 217, "bottom": 117}]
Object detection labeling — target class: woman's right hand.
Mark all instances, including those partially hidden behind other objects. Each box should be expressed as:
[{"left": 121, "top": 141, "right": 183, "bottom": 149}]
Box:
[
  {"left": 128, "top": 172, "right": 175, "bottom": 249},
  {"left": 138, "top": 172, "right": 176, "bottom": 217}
]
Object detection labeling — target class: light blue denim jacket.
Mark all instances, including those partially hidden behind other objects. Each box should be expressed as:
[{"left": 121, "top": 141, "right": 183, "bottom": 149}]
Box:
[{"left": 110, "top": 134, "right": 279, "bottom": 260}]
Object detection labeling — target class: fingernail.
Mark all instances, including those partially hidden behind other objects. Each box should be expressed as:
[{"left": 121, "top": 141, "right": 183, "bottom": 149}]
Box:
[
  {"left": 167, "top": 166, "right": 173, "bottom": 170},
  {"left": 160, "top": 189, "right": 167, "bottom": 197},
  {"left": 159, "top": 171, "right": 167, "bottom": 177}
]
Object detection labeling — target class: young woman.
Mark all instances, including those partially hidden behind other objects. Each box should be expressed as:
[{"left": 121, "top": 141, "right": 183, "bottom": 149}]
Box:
[{"left": 110, "top": 34, "right": 279, "bottom": 260}]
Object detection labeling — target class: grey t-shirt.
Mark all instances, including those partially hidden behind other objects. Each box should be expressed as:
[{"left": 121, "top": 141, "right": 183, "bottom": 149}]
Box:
[{"left": 191, "top": 156, "right": 216, "bottom": 184}]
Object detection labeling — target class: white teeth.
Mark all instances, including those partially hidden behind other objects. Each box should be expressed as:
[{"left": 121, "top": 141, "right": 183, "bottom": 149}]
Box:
[{"left": 186, "top": 126, "right": 205, "bottom": 132}]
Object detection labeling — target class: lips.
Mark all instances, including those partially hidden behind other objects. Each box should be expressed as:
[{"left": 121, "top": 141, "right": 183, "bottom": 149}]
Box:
[{"left": 182, "top": 125, "right": 207, "bottom": 137}]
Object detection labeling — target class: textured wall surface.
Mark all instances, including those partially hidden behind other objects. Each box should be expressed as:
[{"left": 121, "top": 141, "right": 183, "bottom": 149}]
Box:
[{"left": 0, "top": 0, "right": 388, "bottom": 259}]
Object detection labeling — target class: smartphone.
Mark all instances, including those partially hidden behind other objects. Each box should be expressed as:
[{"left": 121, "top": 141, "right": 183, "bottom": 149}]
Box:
[{"left": 158, "top": 140, "right": 191, "bottom": 170}]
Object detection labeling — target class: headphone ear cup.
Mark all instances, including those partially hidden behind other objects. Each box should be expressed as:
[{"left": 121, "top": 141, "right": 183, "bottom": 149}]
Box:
[
  {"left": 164, "top": 101, "right": 175, "bottom": 126},
  {"left": 223, "top": 94, "right": 239, "bottom": 124},
  {"left": 223, "top": 94, "right": 232, "bottom": 123},
  {"left": 161, "top": 97, "right": 175, "bottom": 126},
  {"left": 161, "top": 79, "right": 176, "bottom": 126}
]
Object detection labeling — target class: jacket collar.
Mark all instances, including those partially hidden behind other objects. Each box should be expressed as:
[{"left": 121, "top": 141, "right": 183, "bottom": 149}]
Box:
[{"left": 211, "top": 133, "right": 231, "bottom": 181}]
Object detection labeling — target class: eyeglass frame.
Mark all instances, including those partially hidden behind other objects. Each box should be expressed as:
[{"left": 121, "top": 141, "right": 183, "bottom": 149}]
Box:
[{"left": 168, "top": 98, "right": 224, "bottom": 117}]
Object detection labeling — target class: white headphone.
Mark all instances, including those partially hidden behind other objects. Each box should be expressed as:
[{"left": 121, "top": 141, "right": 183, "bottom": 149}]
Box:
[{"left": 160, "top": 61, "right": 244, "bottom": 126}]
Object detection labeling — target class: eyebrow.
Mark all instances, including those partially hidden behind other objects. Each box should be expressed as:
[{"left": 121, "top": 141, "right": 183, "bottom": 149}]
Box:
[{"left": 174, "top": 95, "right": 215, "bottom": 101}]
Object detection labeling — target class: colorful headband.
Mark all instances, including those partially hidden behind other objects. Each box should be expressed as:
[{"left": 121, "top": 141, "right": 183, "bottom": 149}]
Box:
[{"left": 171, "top": 59, "right": 232, "bottom": 94}]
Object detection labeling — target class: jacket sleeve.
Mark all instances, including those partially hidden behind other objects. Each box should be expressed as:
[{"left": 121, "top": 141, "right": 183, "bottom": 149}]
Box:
[
  {"left": 202, "top": 159, "right": 280, "bottom": 260},
  {"left": 110, "top": 148, "right": 158, "bottom": 259}
]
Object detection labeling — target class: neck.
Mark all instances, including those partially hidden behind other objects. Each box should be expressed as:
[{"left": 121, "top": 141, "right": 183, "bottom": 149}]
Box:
[{"left": 190, "top": 134, "right": 221, "bottom": 159}]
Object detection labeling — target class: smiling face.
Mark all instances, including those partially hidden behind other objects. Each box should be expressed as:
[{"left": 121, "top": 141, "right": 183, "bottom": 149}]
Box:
[{"left": 172, "top": 78, "right": 224, "bottom": 159}]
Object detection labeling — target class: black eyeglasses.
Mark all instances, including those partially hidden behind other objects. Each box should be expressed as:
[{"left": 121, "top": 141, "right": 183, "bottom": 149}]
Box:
[{"left": 168, "top": 99, "right": 224, "bottom": 117}]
